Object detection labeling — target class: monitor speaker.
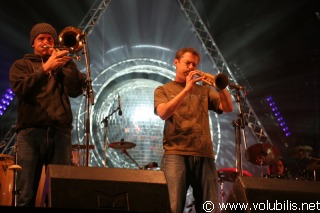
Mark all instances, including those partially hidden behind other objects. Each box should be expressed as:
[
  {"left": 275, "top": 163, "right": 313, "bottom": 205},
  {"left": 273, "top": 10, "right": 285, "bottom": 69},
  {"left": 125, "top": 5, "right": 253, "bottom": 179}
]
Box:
[
  {"left": 43, "top": 165, "right": 170, "bottom": 212},
  {"left": 224, "top": 176, "right": 320, "bottom": 213}
]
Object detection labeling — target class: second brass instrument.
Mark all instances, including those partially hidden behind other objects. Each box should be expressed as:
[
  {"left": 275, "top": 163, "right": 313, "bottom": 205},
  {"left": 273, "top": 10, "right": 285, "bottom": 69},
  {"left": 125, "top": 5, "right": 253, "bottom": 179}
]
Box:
[
  {"left": 42, "top": 26, "right": 85, "bottom": 60},
  {"left": 196, "top": 71, "right": 229, "bottom": 90},
  {"left": 58, "top": 26, "right": 85, "bottom": 54}
]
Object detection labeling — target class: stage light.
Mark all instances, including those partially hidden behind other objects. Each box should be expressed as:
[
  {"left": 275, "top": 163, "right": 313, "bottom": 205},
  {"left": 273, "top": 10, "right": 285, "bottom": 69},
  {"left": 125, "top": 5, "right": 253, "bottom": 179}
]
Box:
[
  {"left": 0, "top": 88, "right": 15, "bottom": 117},
  {"left": 266, "top": 96, "right": 291, "bottom": 137}
]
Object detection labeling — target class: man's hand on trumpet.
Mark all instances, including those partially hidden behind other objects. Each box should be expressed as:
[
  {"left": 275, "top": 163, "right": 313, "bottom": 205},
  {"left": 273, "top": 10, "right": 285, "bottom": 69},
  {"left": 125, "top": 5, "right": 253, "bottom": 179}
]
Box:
[
  {"left": 185, "top": 70, "right": 203, "bottom": 91},
  {"left": 42, "top": 48, "right": 72, "bottom": 75}
]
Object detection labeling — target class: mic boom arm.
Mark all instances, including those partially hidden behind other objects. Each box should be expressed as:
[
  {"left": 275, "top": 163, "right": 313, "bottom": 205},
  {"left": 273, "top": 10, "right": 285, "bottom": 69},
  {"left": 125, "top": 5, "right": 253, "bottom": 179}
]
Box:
[{"left": 118, "top": 94, "right": 122, "bottom": 116}]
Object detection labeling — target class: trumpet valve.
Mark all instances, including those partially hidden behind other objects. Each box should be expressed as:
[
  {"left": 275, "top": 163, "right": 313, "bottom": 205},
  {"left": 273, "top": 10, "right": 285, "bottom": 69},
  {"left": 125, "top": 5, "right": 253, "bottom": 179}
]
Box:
[
  {"left": 197, "top": 71, "right": 229, "bottom": 90},
  {"left": 202, "top": 73, "right": 214, "bottom": 85}
]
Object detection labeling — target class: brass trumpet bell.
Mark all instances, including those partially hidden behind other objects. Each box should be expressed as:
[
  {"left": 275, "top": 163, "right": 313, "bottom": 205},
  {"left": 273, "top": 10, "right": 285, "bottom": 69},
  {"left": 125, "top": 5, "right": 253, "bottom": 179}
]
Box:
[
  {"left": 58, "top": 26, "right": 85, "bottom": 54},
  {"left": 213, "top": 73, "right": 229, "bottom": 90},
  {"left": 197, "top": 71, "right": 229, "bottom": 90}
]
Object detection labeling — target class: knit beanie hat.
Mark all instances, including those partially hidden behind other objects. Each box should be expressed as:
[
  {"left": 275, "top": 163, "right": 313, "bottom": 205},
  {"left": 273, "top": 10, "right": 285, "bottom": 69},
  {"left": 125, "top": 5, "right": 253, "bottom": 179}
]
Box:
[{"left": 30, "top": 23, "right": 57, "bottom": 46}]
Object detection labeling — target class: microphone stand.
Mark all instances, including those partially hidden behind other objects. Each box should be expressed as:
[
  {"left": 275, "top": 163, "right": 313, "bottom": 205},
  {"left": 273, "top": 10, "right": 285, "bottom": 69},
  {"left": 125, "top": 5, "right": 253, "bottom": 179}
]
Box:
[
  {"left": 121, "top": 148, "right": 143, "bottom": 170},
  {"left": 82, "top": 33, "right": 94, "bottom": 167},
  {"left": 231, "top": 88, "right": 248, "bottom": 176},
  {"left": 101, "top": 106, "right": 121, "bottom": 168}
]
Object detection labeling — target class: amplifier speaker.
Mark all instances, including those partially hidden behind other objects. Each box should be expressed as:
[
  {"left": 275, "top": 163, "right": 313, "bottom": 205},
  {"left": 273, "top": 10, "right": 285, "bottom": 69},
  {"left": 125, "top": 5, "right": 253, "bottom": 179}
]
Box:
[
  {"left": 43, "top": 165, "right": 170, "bottom": 212},
  {"left": 224, "top": 176, "right": 320, "bottom": 213}
]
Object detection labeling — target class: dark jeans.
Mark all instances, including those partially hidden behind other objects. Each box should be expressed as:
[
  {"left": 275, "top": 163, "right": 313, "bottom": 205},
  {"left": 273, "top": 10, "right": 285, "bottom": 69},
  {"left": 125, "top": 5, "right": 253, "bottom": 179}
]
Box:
[
  {"left": 16, "top": 127, "right": 72, "bottom": 207},
  {"left": 162, "top": 154, "right": 219, "bottom": 213}
]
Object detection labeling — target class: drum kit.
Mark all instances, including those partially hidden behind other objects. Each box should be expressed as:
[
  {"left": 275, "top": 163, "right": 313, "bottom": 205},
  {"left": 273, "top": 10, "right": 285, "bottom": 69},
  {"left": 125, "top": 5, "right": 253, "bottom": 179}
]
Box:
[
  {"left": 0, "top": 152, "right": 21, "bottom": 206},
  {"left": 245, "top": 143, "right": 320, "bottom": 180},
  {"left": 246, "top": 143, "right": 280, "bottom": 166},
  {"left": 71, "top": 139, "right": 158, "bottom": 169},
  {"left": 3, "top": 138, "right": 318, "bottom": 207},
  {"left": 108, "top": 140, "right": 136, "bottom": 150},
  {"left": 107, "top": 139, "right": 158, "bottom": 170},
  {"left": 71, "top": 144, "right": 95, "bottom": 166},
  {"left": 246, "top": 143, "right": 281, "bottom": 177},
  {"left": 108, "top": 139, "right": 141, "bottom": 169},
  {"left": 217, "top": 143, "right": 320, "bottom": 203},
  {"left": 0, "top": 139, "right": 157, "bottom": 206},
  {"left": 217, "top": 167, "right": 252, "bottom": 203},
  {"left": 288, "top": 145, "right": 320, "bottom": 181},
  {"left": 289, "top": 145, "right": 314, "bottom": 159}
]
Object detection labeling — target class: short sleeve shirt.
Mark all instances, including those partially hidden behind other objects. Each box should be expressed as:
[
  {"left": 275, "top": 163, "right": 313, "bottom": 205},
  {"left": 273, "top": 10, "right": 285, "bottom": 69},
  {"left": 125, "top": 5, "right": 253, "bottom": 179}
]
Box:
[{"left": 154, "top": 81, "right": 221, "bottom": 159}]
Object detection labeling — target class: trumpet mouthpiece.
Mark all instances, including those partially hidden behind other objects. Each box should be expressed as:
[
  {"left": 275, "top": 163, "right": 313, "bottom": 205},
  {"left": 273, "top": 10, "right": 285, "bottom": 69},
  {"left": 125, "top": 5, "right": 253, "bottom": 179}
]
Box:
[{"left": 42, "top": 45, "right": 51, "bottom": 49}]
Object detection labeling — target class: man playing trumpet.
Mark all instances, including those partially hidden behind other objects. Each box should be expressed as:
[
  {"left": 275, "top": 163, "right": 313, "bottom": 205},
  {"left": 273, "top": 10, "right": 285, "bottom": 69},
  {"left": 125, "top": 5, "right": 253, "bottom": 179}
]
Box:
[
  {"left": 154, "top": 47, "right": 233, "bottom": 213},
  {"left": 9, "top": 23, "right": 86, "bottom": 207}
]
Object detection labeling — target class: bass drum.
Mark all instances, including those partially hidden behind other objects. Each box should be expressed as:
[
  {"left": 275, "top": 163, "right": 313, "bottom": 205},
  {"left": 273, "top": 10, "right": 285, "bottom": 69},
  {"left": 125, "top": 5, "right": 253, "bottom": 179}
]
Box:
[{"left": 0, "top": 154, "right": 14, "bottom": 206}]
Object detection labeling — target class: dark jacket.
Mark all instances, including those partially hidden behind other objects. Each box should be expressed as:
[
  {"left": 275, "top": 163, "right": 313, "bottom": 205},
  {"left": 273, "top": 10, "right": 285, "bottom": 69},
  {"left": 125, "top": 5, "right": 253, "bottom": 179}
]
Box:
[{"left": 9, "top": 54, "right": 86, "bottom": 132}]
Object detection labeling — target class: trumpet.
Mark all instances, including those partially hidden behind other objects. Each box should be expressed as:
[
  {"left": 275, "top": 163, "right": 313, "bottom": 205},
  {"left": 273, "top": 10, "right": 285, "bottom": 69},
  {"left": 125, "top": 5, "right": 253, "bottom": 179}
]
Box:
[
  {"left": 42, "top": 26, "right": 85, "bottom": 60},
  {"left": 196, "top": 71, "right": 229, "bottom": 90},
  {"left": 42, "top": 45, "right": 71, "bottom": 51}
]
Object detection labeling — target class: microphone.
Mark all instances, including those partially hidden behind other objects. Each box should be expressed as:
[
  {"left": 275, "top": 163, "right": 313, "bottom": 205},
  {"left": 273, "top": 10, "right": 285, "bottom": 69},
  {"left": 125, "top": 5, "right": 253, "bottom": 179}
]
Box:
[
  {"left": 118, "top": 94, "right": 122, "bottom": 116},
  {"left": 229, "top": 83, "right": 245, "bottom": 90}
]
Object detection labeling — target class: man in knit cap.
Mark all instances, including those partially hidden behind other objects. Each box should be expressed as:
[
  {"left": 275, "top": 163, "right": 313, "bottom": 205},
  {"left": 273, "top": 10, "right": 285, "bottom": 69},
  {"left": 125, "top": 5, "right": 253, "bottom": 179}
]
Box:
[
  {"left": 9, "top": 23, "right": 86, "bottom": 207},
  {"left": 30, "top": 22, "right": 58, "bottom": 46}
]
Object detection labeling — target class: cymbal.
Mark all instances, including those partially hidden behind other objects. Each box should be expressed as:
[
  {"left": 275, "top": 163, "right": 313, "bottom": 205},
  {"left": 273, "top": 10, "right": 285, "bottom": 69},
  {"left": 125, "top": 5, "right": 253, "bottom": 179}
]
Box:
[
  {"left": 72, "top": 144, "right": 95, "bottom": 150},
  {"left": 217, "top": 168, "right": 252, "bottom": 182},
  {"left": 306, "top": 158, "right": 320, "bottom": 171},
  {"left": 246, "top": 143, "right": 280, "bottom": 166},
  {"left": 289, "top": 145, "right": 313, "bottom": 159},
  {"left": 108, "top": 141, "right": 136, "bottom": 150}
]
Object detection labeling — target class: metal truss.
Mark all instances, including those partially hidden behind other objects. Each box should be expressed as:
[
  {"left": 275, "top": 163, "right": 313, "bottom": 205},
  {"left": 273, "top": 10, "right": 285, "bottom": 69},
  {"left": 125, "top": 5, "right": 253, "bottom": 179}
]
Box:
[
  {"left": 0, "top": 125, "right": 16, "bottom": 155},
  {"left": 78, "top": 0, "right": 112, "bottom": 34},
  {"left": 178, "top": 0, "right": 272, "bottom": 144}
]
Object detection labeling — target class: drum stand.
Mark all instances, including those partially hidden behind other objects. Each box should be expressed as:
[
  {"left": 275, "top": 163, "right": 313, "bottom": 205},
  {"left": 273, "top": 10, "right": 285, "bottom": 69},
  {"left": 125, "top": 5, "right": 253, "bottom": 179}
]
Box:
[
  {"left": 108, "top": 140, "right": 159, "bottom": 170},
  {"left": 218, "top": 179, "right": 226, "bottom": 204},
  {"left": 306, "top": 156, "right": 320, "bottom": 181},
  {"left": 121, "top": 148, "right": 143, "bottom": 170},
  {"left": 9, "top": 144, "right": 22, "bottom": 206},
  {"left": 217, "top": 168, "right": 253, "bottom": 204}
]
